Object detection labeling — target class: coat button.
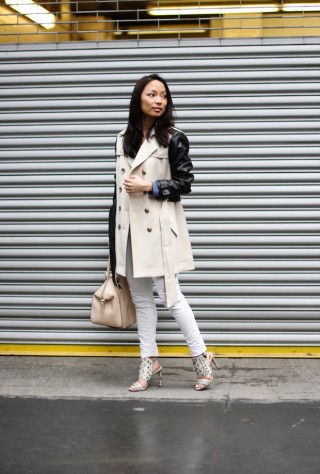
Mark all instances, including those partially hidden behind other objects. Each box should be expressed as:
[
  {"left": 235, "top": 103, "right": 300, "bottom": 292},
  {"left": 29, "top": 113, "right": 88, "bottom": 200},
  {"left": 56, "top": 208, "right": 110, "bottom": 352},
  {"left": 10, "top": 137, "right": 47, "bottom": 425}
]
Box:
[
  {"left": 144, "top": 208, "right": 149, "bottom": 213},
  {"left": 118, "top": 206, "right": 121, "bottom": 211},
  {"left": 118, "top": 224, "right": 121, "bottom": 229},
  {"left": 147, "top": 227, "right": 152, "bottom": 232},
  {"left": 119, "top": 187, "right": 122, "bottom": 192},
  {"left": 142, "top": 170, "right": 147, "bottom": 175},
  {"left": 121, "top": 168, "right": 125, "bottom": 174}
]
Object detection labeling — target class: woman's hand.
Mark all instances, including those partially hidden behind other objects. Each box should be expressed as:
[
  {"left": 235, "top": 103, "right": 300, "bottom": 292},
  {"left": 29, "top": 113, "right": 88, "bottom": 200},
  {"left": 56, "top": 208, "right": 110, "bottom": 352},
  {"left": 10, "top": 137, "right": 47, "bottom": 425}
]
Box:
[{"left": 124, "top": 175, "right": 152, "bottom": 193}]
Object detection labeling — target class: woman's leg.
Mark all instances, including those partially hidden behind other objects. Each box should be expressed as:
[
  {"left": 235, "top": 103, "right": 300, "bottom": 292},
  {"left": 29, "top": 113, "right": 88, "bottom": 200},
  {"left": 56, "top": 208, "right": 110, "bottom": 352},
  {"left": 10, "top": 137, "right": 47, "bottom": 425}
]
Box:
[
  {"left": 154, "top": 275, "right": 217, "bottom": 390},
  {"left": 125, "top": 239, "right": 162, "bottom": 391},
  {"left": 125, "top": 236, "right": 158, "bottom": 358},
  {"left": 153, "top": 275, "right": 219, "bottom": 390},
  {"left": 153, "top": 275, "right": 206, "bottom": 357}
]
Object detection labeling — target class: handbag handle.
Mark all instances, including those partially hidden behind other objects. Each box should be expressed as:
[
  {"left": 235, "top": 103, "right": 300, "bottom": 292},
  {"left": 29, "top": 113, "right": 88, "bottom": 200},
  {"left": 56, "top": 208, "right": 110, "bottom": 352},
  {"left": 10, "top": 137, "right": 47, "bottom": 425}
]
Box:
[
  {"left": 105, "top": 257, "right": 121, "bottom": 288},
  {"left": 105, "top": 257, "right": 111, "bottom": 280}
]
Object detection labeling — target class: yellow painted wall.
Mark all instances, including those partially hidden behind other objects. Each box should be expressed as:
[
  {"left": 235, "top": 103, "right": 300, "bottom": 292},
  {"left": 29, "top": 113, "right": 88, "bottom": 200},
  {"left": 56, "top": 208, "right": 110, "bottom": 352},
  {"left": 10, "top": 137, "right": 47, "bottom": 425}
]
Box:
[{"left": 210, "top": 12, "right": 320, "bottom": 38}]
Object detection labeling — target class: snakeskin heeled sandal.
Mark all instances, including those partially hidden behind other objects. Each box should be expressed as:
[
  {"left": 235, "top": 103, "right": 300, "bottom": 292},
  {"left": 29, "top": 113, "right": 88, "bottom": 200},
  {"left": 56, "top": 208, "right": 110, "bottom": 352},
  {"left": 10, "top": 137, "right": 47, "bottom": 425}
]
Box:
[
  {"left": 129, "top": 357, "right": 163, "bottom": 392},
  {"left": 192, "top": 352, "right": 220, "bottom": 391}
]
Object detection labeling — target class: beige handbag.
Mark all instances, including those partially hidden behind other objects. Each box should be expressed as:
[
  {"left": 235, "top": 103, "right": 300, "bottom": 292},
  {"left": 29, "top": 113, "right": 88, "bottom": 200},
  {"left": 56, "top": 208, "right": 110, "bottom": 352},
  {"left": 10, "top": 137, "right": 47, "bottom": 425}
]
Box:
[{"left": 90, "top": 259, "right": 136, "bottom": 329}]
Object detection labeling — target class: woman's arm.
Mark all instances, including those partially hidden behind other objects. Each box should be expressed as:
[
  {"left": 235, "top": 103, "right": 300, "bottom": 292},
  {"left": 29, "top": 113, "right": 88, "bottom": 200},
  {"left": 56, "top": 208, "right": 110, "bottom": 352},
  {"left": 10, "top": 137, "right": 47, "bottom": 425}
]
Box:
[{"left": 156, "top": 130, "right": 194, "bottom": 200}]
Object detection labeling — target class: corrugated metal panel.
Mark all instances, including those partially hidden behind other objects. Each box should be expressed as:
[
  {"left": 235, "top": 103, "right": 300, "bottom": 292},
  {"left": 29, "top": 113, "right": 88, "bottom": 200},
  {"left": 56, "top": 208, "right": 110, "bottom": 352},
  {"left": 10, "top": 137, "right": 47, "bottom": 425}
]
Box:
[{"left": 1, "top": 42, "right": 320, "bottom": 347}]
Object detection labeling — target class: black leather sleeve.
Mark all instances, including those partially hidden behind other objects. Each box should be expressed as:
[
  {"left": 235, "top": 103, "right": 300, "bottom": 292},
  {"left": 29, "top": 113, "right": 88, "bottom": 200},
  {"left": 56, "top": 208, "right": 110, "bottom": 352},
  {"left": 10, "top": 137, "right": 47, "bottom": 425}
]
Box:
[{"left": 156, "top": 130, "right": 194, "bottom": 202}]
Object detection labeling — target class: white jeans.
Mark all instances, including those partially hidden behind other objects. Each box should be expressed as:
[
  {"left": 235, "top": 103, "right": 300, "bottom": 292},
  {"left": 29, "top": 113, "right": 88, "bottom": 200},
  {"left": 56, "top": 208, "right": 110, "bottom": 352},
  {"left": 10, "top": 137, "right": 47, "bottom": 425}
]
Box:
[{"left": 125, "top": 236, "right": 207, "bottom": 358}]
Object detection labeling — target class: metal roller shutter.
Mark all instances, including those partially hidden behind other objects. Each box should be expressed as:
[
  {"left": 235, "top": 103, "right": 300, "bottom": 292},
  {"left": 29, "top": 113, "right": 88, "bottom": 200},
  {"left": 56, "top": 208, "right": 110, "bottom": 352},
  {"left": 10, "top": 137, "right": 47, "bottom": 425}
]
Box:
[{"left": 1, "top": 42, "right": 320, "bottom": 349}]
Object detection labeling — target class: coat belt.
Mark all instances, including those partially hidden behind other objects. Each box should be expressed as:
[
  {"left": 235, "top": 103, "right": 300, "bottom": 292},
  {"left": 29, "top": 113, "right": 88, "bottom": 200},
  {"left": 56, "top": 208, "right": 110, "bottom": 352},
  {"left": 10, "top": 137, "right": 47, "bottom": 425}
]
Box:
[{"left": 159, "top": 200, "right": 177, "bottom": 308}]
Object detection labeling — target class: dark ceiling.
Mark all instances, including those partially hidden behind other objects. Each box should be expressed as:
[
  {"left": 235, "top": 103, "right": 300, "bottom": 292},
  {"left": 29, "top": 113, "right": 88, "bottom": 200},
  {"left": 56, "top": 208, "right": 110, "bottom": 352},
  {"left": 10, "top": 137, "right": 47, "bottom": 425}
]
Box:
[
  {"left": 70, "top": 1, "right": 151, "bottom": 20},
  {"left": 68, "top": 0, "right": 206, "bottom": 32}
]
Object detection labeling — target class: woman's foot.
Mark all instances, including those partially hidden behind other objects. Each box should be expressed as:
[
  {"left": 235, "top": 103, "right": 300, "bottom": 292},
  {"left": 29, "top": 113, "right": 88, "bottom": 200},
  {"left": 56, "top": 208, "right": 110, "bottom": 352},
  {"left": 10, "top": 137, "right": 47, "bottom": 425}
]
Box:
[
  {"left": 192, "top": 352, "right": 219, "bottom": 391},
  {"left": 129, "top": 357, "right": 162, "bottom": 392}
]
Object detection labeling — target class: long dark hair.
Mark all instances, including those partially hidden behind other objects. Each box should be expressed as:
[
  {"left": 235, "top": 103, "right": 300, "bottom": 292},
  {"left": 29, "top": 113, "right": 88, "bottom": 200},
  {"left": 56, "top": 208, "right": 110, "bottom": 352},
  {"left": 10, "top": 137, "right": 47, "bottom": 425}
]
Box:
[{"left": 123, "top": 74, "right": 175, "bottom": 158}]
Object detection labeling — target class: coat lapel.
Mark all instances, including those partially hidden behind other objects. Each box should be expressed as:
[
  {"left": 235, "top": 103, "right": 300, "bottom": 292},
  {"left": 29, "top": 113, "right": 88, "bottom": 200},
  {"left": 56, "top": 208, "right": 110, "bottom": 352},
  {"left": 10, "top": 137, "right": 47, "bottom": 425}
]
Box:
[{"left": 131, "top": 135, "right": 158, "bottom": 172}]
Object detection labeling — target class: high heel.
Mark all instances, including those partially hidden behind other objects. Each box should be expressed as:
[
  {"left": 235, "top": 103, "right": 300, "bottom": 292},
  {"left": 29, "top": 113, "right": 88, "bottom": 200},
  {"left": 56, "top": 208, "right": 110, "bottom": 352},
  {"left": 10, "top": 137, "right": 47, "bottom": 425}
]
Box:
[
  {"left": 192, "top": 352, "right": 220, "bottom": 391},
  {"left": 129, "top": 357, "right": 163, "bottom": 392},
  {"left": 212, "top": 355, "right": 221, "bottom": 371}
]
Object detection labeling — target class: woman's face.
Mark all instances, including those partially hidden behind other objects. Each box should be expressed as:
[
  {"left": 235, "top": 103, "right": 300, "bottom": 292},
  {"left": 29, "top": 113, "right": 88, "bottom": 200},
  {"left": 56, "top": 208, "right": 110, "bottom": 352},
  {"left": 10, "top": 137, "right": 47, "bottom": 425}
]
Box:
[{"left": 140, "top": 80, "right": 168, "bottom": 122}]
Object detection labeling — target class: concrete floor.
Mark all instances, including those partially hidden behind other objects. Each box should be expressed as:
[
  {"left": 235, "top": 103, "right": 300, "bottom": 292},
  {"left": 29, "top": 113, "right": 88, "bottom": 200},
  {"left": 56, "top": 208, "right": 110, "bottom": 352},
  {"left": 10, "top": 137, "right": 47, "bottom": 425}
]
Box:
[
  {"left": 1, "top": 356, "right": 320, "bottom": 402},
  {"left": 0, "top": 357, "right": 320, "bottom": 474}
]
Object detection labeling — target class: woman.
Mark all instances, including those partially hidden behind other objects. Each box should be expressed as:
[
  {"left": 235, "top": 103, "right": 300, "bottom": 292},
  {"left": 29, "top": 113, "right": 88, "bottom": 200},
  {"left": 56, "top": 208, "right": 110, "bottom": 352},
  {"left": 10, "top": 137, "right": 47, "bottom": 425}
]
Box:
[{"left": 113, "top": 74, "right": 219, "bottom": 392}]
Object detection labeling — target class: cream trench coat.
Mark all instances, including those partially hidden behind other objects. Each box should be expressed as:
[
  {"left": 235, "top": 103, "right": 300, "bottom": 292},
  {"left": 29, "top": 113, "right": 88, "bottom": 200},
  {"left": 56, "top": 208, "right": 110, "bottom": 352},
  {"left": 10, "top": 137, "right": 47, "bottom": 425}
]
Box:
[{"left": 114, "top": 130, "right": 195, "bottom": 308}]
